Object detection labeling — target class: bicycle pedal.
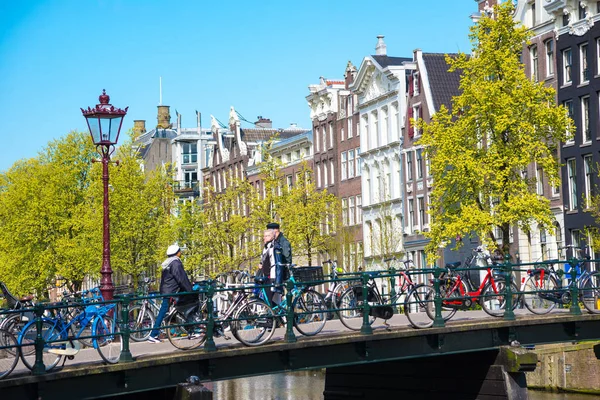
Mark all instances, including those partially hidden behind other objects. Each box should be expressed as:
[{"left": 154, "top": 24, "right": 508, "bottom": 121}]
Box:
[{"left": 223, "top": 335, "right": 231, "bottom": 340}]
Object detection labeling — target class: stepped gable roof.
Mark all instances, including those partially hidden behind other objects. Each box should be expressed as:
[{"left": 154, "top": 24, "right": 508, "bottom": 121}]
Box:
[
  {"left": 371, "top": 55, "right": 411, "bottom": 68},
  {"left": 422, "top": 53, "right": 462, "bottom": 111}
]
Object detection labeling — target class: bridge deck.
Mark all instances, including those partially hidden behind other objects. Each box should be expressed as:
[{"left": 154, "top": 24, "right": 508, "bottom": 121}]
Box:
[{"left": 1, "top": 310, "right": 599, "bottom": 400}]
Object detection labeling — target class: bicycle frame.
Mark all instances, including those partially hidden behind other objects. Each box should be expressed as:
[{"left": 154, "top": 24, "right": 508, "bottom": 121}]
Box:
[{"left": 443, "top": 267, "right": 499, "bottom": 305}]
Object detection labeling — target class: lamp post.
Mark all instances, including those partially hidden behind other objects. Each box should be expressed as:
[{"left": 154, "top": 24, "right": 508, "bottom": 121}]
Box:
[{"left": 81, "top": 89, "right": 128, "bottom": 301}]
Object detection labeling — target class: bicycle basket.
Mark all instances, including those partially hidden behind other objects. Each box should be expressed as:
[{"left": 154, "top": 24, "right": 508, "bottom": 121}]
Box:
[{"left": 292, "top": 266, "right": 324, "bottom": 283}]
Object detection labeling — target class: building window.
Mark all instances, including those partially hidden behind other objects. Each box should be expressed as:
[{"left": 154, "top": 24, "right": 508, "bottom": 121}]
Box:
[
  {"left": 563, "top": 48, "right": 572, "bottom": 85},
  {"left": 584, "top": 154, "right": 593, "bottom": 208},
  {"left": 531, "top": 2, "right": 536, "bottom": 26},
  {"left": 540, "top": 228, "right": 547, "bottom": 260},
  {"left": 564, "top": 100, "right": 574, "bottom": 144},
  {"left": 317, "top": 163, "right": 321, "bottom": 188},
  {"left": 330, "top": 160, "right": 335, "bottom": 184},
  {"left": 418, "top": 196, "right": 425, "bottom": 230},
  {"left": 341, "top": 126, "right": 345, "bottom": 142},
  {"left": 329, "top": 123, "right": 334, "bottom": 149},
  {"left": 315, "top": 129, "right": 320, "bottom": 153},
  {"left": 408, "top": 199, "right": 415, "bottom": 232},
  {"left": 372, "top": 111, "right": 379, "bottom": 149},
  {"left": 545, "top": 39, "right": 554, "bottom": 77},
  {"left": 406, "top": 151, "right": 413, "bottom": 181},
  {"left": 416, "top": 149, "right": 423, "bottom": 180},
  {"left": 323, "top": 162, "right": 328, "bottom": 187},
  {"left": 412, "top": 105, "right": 421, "bottom": 137},
  {"left": 286, "top": 175, "right": 293, "bottom": 190},
  {"left": 381, "top": 106, "right": 388, "bottom": 146},
  {"left": 567, "top": 158, "right": 578, "bottom": 210},
  {"left": 322, "top": 126, "right": 327, "bottom": 152},
  {"left": 356, "top": 148, "right": 362, "bottom": 177},
  {"left": 531, "top": 45, "right": 538, "bottom": 81},
  {"left": 391, "top": 102, "right": 399, "bottom": 141},
  {"left": 562, "top": 13, "right": 569, "bottom": 27},
  {"left": 341, "top": 151, "right": 347, "bottom": 180},
  {"left": 182, "top": 142, "right": 198, "bottom": 164},
  {"left": 579, "top": 3, "right": 586, "bottom": 19},
  {"left": 348, "top": 119, "right": 353, "bottom": 138},
  {"left": 183, "top": 170, "right": 197, "bottom": 188},
  {"left": 582, "top": 96, "right": 591, "bottom": 143},
  {"left": 580, "top": 43, "right": 589, "bottom": 83},
  {"left": 342, "top": 198, "right": 348, "bottom": 226},
  {"left": 348, "top": 149, "right": 355, "bottom": 179},
  {"left": 356, "top": 195, "right": 362, "bottom": 224},
  {"left": 413, "top": 72, "right": 420, "bottom": 95},
  {"left": 536, "top": 165, "right": 544, "bottom": 195},
  {"left": 349, "top": 197, "right": 356, "bottom": 226}
]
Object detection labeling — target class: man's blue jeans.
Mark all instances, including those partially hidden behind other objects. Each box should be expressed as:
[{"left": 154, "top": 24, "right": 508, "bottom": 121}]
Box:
[{"left": 150, "top": 297, "right": 170, "bottom": 338}]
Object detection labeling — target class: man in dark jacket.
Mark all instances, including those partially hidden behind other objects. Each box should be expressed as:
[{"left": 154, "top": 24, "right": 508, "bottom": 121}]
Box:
[
  {"left": 148, "top": 244, "right": 194, "bottom": 343},
  {"left": 267, "top": 223, "right": 292, "bottom": 292}
]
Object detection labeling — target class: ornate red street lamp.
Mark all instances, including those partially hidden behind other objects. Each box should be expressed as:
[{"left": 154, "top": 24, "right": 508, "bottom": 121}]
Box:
[{"left": 81, "top": 89, "right": 128, "bottom": 300}]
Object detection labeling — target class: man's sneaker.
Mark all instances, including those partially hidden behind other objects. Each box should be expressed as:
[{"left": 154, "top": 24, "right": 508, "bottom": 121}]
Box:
[{"left": 147, "top": 336, "right": 161, "bottom": 343}]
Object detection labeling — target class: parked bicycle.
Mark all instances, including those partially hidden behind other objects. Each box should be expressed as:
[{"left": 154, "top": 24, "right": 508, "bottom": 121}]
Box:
[
  {"left": 522, "top": 245, "right": 600, "bottom": 314},
  {"left": 18, "top": 288, "right": 121, "bottom": 371},
  {"left": 254, "top": 264, "right": 327, "bottom": 337},
  {"left": 337, "top": 269, "right": 397, "bottom": 331},
  {"left": 0, "top": 328, "right": 18, "bottom": 380}
]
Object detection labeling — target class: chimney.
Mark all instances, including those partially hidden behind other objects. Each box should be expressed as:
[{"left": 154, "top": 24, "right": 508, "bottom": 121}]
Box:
[
  {"left": 157, "top": 105, "right": 171, "bottom": 129},
  {"left": 133, "top": 120, "right": 146, "bottom": 136},
  {"left": 375, "top": 35, "right": 387, "bottom": 56},
  {"left": 255, "top": 116, "right": 272, "bottom": 129}
]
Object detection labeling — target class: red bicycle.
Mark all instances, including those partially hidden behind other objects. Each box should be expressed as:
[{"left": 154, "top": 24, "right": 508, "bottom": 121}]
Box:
[{"left": 426, "top": 261, "right": 519, "bottom": 321}]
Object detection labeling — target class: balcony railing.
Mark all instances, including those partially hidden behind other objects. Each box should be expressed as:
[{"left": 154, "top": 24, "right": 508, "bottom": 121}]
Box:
[{"left": 174, "top": 180, "right": 199, "bottom": 192}]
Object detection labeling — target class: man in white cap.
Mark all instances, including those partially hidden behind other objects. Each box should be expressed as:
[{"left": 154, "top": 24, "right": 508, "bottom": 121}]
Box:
[{"left": 148, "top": 244, "right": 194, "bottom": 343}]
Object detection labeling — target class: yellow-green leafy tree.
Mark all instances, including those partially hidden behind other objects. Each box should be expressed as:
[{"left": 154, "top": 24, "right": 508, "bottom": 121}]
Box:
[
  {"left": 0, "top": 131, "right": 98, "bottom": 295},
  {"left": 278, "top": 162, "right": 341, "bottom": 266},
  {"left": 417, "top": 1, "right": 570, "bottom": 259}
]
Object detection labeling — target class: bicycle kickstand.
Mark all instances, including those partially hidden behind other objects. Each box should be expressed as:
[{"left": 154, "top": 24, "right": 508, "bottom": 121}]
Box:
[{"left": 383, "top": 320, "right": 391, "bottom": 331}]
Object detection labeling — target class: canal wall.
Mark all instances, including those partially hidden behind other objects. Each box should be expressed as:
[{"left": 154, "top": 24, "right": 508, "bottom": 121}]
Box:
[{"left": 526, "top": 341, "right": 600, "bottom": 395}]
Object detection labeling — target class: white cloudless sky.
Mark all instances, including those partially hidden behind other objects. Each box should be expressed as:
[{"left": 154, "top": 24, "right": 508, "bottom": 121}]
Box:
[{"left": 0, "top": 0, "right": 477, "bottom": 171}]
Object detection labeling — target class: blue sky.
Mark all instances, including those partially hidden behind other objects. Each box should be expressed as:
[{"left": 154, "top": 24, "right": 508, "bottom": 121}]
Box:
[{"left": 0, "top": 1, "right": 476, "bottom": 172}]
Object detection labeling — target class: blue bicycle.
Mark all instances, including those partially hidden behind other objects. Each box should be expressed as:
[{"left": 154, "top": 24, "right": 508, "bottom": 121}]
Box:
[{"left": 18, "top": 287, "right": 121, "bottom": 371}]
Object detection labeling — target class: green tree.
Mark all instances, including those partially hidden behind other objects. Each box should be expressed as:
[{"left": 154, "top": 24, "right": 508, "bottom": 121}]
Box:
[
  {"left": 0, "top": 131, "right": 98, "bottom": 295},
  {"left": 417, "top": 1, "right": 570, "bottom": 259},
  {"left": 279, "top": 162, "right": 340, "bottom": 266}
]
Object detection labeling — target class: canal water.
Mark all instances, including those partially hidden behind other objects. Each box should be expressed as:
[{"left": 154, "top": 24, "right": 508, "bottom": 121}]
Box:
[{"left": 206, "top": 371, "right": 599, "bottom": 399}]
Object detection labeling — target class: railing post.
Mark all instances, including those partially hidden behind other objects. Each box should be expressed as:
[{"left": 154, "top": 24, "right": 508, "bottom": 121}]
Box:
[
  {"left": 568, "top": 258, "right": 582, "bottom": 315},
  {"left": 389, "top": 266, "right": 397, "bottom": 314},
  {"left": 360, "top": 272, "right": 373, "bottom": 335},
  {"left": 503, "top": 254, "right": 516, "bottom": 321},
  {"left": 432, "top": 265, "right": 445, "bottom": 328},
  {"left": 118, "top": 294, "right": 134, "bottom": 362},
  {"left": 284, "top": 279, "right": 297, "bottom": 343},
  {"left": 204, "top": 283, "right": 217, "bottom": 352},
  {"left": 32, "top": 303, "right": 46, "bottom": 375}
]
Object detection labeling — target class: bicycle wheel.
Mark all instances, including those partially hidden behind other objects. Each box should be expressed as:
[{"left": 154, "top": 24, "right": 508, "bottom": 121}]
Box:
[
  {"left": 94, "top": 315, "right": 122, "bottom": 364},
  {"left": 522, "top": 273, "right": 558, "bottom": 315},
  {"left": 165, "top": 311, "right": 205, "bottom": 350},
  {"left": 404, "top": 284, "right": 434, "bottom": 329},
  {"left": 128, "top": 305, "right": 155, "bottom": 342},
  {"left": 480, "top": 278, "right": 520, "bottom": 317},
  {"left": 293, "top": 289, "right": 327, "bottom": 336},
  {"left": 338, "top": 286, "right": 375, "bottom": 331},
  {"left": 1, "top": 313, "right": 32, "bottom": 356},
  {"left": 232, "top": 299, "right": 275, "bottom": 347},
  {"left": 0, "top": 329, "right": 18, "bottom": 379},
  {"left": 423, "top": 283, "right": 459, "bottom": 323},
  {"left": 19, "top": 320, "right": 63, "bottom": 371},
  {"left": 581, "top": 271, "right": 600, "bottom": 314}
]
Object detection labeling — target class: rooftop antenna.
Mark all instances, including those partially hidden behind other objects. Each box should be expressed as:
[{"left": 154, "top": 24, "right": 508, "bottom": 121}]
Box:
[{"left": 159, "top": 76, "right": 162, "bottom": 105}]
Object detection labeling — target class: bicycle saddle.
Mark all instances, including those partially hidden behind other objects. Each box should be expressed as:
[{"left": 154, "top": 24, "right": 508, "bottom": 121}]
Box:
[
  {"left": 20, "top": 295, "right": 34, "bottom": 302},
  {"left": 445, "top": 261, "right": 461, "bottom": 269}
]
